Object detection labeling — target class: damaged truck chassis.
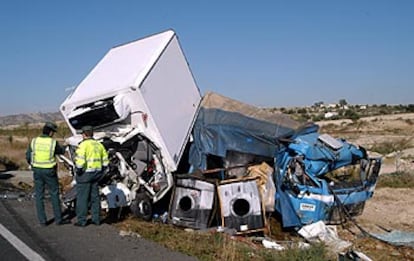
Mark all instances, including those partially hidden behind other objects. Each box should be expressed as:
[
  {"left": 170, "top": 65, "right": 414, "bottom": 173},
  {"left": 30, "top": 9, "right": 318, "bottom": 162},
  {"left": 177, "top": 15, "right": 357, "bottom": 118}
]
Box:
[{"left": 59, "top": 29, "right": 201, "bottom": 221}]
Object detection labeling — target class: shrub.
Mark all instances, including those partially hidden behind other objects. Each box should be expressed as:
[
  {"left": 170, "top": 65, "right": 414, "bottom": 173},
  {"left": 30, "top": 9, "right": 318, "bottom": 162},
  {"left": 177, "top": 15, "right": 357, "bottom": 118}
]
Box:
[
  {"left": 368, "top": 138, "right": 413, "bottom": 155},
  {"left": 377, "top": 171, "right": 414, "bottom": 188},
  {"left": 0, "top": 155, "right": 19, "bottom": 171},
  {"left": 344, "top": 110, "right": 360, "bottom": 121}
]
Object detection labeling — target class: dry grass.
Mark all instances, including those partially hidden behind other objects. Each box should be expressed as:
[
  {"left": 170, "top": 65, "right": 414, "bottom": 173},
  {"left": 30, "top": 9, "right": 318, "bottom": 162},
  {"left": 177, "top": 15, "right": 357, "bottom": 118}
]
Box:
[
  {"left": 376, "top": 171, "right": 414, "bottom": 188},
  {"left": 0, "top": 123, "right": 68, "bottom": 171},
  {"left": 318, "top": 113, "right": 414, "bottom": 177},
  {"left": 319, "top": 113, "right": 414, "bottom": 136},
  {"left": 368, "top": 138, "right": 413, "bottom": 155},
  {"left": 0, "top": 136, "right": 30, "bottom": 170},
  {"left": 115, "top": 217, "right": 329, "bottom": 261}
]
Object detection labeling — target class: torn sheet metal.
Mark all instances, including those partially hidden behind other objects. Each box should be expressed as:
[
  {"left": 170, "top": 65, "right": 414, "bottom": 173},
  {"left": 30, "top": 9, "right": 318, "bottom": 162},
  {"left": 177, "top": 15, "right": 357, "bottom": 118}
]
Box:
[
  {"left": 101, "top": 183, "right": 132, "bottom": 209},
  {"left": 275, "top": 131, "right": 381, "bottom": 228}
]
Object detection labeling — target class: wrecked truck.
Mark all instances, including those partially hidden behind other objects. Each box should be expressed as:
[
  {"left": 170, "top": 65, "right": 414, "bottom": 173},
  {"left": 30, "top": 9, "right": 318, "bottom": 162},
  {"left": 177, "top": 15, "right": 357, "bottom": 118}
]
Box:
[
  {"left": 274, "top": 129, "right": 381, "bottom": 228},
  {"left": 58, "top": 28, "right": 381, "bottom": 230},
  {"left": 183, "top": 92, "right": 381, "bottom": 229},
  {"left": 59, "top": 29, "right": 201, "bottom": 219}
]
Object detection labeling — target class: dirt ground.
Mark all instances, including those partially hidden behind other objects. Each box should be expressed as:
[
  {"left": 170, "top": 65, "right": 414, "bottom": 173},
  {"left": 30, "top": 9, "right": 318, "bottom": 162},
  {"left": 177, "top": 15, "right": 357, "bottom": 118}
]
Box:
[
  {"left": 357, "top": 187, "right": 414, "bottom": 232},
  {"left": 332, "top": 187, "right": 414, "bottom": 260}
]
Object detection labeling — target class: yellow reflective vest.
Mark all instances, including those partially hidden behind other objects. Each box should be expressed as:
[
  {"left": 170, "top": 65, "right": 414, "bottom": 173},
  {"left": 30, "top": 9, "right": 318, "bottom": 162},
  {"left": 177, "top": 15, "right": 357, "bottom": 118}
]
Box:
[
  {"left": 75, "top": 139, "right": 109, "bottom": 172},
  {"left": 30, "top": 136, "right": 57, "bottom": 168}
]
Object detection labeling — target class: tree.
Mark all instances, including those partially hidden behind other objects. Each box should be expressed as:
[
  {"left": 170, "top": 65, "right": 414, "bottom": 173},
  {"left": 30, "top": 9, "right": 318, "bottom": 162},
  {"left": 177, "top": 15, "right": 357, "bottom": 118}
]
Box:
[
  {"left": 339, "top": 99, "right": 348, "bottom": 107},
  {"left": 297, "top": 108, "right": 307, "bottom": 114},
  {"left": 344, "top": 109, "right": 360, "bottom": 121},
  {"left": 313, "top": 101, "right": 324, "bottom": 107}
]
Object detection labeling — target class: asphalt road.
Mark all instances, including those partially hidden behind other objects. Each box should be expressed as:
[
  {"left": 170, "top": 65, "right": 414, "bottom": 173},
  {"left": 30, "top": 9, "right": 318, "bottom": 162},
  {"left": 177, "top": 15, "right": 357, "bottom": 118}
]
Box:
[{"left": 0, "top": 171, "right": 197, "bottom": 261}]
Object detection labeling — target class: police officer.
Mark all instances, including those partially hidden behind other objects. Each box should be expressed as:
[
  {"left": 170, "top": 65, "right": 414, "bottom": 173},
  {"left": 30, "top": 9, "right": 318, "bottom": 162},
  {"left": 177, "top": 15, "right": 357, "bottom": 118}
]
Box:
[
  {"left": 26, "top": 121, "right": 68, "bottom": 226},
  {"left": 74, "top": 125, "right": 109, "bottom": 227}
]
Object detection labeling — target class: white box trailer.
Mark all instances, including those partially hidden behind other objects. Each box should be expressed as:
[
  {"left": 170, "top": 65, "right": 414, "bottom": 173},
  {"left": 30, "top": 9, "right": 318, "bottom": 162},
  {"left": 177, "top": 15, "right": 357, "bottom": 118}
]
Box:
[{"left": 60, "top": 29, "right": 201, "bottom": 219}]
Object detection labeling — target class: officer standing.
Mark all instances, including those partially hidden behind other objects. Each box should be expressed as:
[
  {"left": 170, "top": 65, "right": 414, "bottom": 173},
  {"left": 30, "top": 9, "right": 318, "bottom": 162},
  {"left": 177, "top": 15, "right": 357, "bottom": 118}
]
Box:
[
  {"left": 26, "top": 122, "right": 69, "bottom": 226},
  {"left": 74, "top": 125, "right": 109, "bottom": 227}
]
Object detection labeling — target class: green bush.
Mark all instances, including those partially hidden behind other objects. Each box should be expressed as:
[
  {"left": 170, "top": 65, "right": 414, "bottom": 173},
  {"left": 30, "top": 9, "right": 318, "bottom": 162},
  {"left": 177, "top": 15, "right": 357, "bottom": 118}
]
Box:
[
  {"left": 377, "top": 171, "right": 414, "bottom": 188},
  {"left": 369, "top": 138, "right": 413, "bottom": 155},
  {"left": 344, "top": 110, "right": 360, "bottom": 121},
  {"left": 0, "top": 156, "right": 19, "bottom": 171}
]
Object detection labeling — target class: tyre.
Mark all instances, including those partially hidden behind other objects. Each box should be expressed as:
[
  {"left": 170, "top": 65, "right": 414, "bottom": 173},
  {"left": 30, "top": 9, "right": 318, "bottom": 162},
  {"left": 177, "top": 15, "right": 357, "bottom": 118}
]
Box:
[{"left": 130, "top": 193, "right": 152, "bottom": 221}]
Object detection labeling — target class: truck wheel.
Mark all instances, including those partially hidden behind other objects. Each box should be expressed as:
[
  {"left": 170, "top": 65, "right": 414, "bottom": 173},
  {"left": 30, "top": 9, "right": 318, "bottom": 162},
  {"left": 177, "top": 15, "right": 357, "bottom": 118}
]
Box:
[{"left": 130, "top": 193, "right": 152, "bottom": 221}]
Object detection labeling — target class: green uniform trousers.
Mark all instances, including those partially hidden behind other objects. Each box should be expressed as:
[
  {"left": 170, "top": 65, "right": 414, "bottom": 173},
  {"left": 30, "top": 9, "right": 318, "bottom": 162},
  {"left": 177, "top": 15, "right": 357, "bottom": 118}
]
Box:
[
  {"left": 33, "top": 167, "right": 63, "bottom": 224},
  {"left": 75, "top": 171, "right": 102, "bottom": 225}
]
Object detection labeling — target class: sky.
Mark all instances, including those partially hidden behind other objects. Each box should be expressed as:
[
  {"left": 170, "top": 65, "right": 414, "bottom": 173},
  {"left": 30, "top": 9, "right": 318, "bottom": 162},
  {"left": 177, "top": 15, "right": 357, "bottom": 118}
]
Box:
[{"left": 0, "top": 1, "right": 413, "bottom": 116}]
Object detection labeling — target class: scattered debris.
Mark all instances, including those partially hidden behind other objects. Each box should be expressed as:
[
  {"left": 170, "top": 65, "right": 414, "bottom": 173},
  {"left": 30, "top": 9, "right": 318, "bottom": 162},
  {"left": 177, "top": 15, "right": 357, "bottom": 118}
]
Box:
[
  {"left": 261, "top": 238, "right": 285, "bottom": 250},
  {"left": 0, "top": 192, "right": 27, "bottom": 200},
  {"left": 17, "top": 181, "right": 33, "bottom": 191},
  {"left": 338, "top": 249, "right": 373, "bottom": 261},
  {"left": 119, "top": 230, "right": 141, "bottom": 238},
  {"left": 370, "top": 230, "right": 414, "bottom": 248},
  {"left": 215, "top": 226, "right": 237, "bottom": 236},
  {"left": 298, "top": 221, "right": 352, "bottom": 253}
]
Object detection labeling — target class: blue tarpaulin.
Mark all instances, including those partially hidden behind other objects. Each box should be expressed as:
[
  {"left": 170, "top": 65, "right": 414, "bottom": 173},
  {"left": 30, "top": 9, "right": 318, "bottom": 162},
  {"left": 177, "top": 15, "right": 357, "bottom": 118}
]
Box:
[
  {"left": 188, "top": 92, "right": 311, "bottom": 170},
  {"left": 371, "top": 230, "right": 414, "bottom": 248}
]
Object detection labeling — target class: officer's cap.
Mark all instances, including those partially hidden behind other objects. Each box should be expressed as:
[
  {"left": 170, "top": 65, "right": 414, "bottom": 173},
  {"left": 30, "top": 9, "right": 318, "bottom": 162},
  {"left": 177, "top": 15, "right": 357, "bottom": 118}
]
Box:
[
  {"left": 81, "top": 125, "right": 93, "bottom": 133},
  {"left": 44, "top": 121, "right": 58, "bottom": 132}
]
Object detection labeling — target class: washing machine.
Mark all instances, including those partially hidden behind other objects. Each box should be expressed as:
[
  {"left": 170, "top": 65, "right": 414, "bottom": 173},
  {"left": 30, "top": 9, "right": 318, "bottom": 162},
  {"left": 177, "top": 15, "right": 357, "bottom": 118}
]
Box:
[
  {"left": 217, "top": 177, "right": 265, "bottom": 233},
  {"left": 169, "top": 177, "right": 216, "bottom": 229}
]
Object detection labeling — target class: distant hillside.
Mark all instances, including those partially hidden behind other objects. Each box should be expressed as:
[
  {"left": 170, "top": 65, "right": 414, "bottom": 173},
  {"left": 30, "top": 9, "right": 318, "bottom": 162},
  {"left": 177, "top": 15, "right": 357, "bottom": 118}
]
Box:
[{"left": 0, "top": 112, "right": 63, "bottom": 127}]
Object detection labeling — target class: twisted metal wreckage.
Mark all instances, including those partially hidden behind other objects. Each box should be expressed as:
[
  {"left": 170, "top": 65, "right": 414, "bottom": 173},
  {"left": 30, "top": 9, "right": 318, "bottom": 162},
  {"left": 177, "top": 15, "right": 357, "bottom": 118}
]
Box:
[{"left": 58, "top": 29, "right": 381, "bottom": 234}]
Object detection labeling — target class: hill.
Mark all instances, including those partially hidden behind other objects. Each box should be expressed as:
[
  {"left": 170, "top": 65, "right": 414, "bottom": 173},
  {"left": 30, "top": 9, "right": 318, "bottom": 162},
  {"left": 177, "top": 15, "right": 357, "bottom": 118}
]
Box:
[{"left": 0, "top": 112, "right": 63, "bottom": 127}]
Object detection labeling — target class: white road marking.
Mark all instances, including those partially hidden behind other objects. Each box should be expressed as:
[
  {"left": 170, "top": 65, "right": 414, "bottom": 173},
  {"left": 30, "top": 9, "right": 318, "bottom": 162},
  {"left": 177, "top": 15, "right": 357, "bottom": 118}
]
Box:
[{"left": 0, "top": 223, "right": 45, "bottom": 261}]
